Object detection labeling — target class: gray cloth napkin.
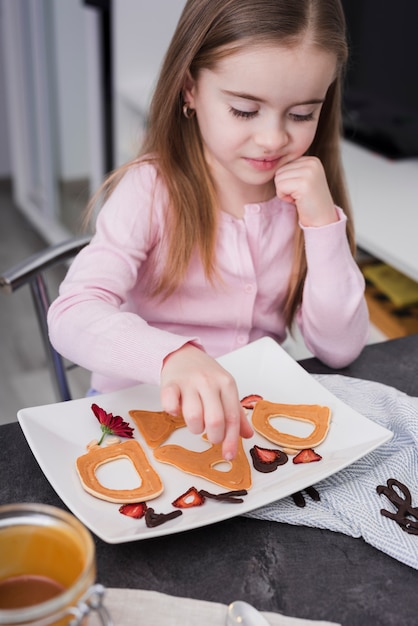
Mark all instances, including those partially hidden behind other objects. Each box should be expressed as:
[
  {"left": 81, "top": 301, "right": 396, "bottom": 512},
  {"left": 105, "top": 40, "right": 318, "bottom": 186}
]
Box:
[
  {"left": 96, "top": 588, "right": 340, "bottom": 625},
  {"left": 246, "top": 375, "right": 418, "bottom": 570}
]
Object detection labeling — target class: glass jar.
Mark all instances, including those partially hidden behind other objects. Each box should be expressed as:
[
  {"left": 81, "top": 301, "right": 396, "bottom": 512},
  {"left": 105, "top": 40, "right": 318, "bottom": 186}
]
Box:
[{"left": 0, "top": 503, "right": 112, "bottom": 626}]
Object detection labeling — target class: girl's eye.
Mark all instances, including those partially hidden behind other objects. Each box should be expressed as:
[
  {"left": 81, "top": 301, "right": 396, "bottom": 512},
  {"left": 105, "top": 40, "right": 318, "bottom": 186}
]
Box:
[
  {"left": 289, "top": 112, "right": 315, "bottom": 122},
  {"left": 229, "top": 107, "right": 258, "bottom": 120}
]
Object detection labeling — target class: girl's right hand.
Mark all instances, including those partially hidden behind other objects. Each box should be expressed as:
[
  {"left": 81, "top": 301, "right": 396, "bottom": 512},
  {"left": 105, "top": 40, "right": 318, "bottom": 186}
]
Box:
[{"left": 160, "top": 343, "right": 253, "bottom": 461}]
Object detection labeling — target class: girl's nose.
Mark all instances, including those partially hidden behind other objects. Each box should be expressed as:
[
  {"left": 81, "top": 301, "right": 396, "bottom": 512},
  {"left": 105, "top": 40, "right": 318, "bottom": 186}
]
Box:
[{"left": 255, "top": 118, "right": 288, "bottom": 152}]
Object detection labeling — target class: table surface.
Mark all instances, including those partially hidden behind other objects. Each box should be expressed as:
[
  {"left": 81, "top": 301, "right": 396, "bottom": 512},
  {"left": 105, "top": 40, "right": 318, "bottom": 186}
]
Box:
[
  {"left": 1, "top": 335, "right": 418, "bottom": 626},
  {"left": 342, "top": 140, "right": 418, "bottom": 283}
]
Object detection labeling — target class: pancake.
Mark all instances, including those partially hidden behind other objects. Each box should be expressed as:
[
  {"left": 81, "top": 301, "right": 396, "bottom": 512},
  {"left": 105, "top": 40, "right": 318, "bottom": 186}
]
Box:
[
  {"left": 153, "top": 435, "right": 252, "bottom": 490},
  {"left": 251, "top": 401, "right": 331, "bottom": 450},
  {"left": 76, "top": 439, "right": 163, "bottom": 503},
  {"left": 129, "top": 409, "right": 186, "bottom": 448}
]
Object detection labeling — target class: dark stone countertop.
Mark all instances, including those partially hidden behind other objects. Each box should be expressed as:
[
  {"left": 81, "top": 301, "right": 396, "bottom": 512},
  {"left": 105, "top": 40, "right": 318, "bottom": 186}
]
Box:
[
  {"left": 299, "top": 333, "right": 418, "bottom": 397},
  {"left": 1, "top": 335, "right": 418, "bottom": 625}
]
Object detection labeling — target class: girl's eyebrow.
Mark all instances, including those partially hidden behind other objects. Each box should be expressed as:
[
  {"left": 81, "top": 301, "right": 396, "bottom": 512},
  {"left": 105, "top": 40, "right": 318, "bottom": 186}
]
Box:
[{"left": 221, "top": 89, "right": 325, "bottom": 107}]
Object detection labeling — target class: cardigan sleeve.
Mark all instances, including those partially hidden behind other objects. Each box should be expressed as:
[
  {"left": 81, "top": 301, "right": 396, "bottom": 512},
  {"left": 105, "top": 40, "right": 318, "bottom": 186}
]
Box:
[
  {"left": 296, "top": 207, "right": 369, "bottom": 368},
  {"left": 47, "top": 164, "right": 200, "bottom": 389}
]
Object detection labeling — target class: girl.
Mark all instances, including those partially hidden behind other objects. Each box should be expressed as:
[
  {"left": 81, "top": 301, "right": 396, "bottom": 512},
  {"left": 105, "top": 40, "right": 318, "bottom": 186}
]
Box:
[{"left": 48, "top": 0, "right": 369, "bottom": 461}]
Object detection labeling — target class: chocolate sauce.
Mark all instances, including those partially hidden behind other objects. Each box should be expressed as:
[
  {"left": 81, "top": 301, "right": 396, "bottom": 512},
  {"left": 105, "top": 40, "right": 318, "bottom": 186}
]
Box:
[
  {"left": 305, "top": 486, "right": 321, "bottom": 502},
  {"left": 199, "top": 489, "right": 248, "bottom": 503},
  {"left": 145, "top": 508, "right": 182, "bottom": 528},
  {"left": 250, "top": 446, "right": 288, "bottom": 473},
  {"left": 291, "top": 491, "right": 305, "bottom": 507},
  {"left": 377, "top": 478, "right": 418, "bottom": 535},
  {"left": 291, "top": 486, "right": 321, "bottom": 508}
]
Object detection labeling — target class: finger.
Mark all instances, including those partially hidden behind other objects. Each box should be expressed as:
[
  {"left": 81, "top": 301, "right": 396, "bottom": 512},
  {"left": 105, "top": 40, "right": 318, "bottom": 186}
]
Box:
[
  {"left": 181, "top": 389, "right": 205, "bottom": 435},
  {"left": 274, "top": 174, "right": 300, "bottom": 203},
  {"left": 239, "top": 407, "right": 254, "bottom": 439},
  {"left": 275, "top": 161, "right": 303, "bottom": 176},
  {"left": 222, "top": 406, "right": 254, "bottom": 460},
  {"left": 160, "top": 382, "right": 182, "bottom": 416},
  {"left": 221, "top": 419, "right": 240, "bottom": 461},
  {"left": 277, "top": 193, "right": 296, "bottom": 204},
  {"left": 218, "top": 391, "right": 245, "bottom": 460},
  {"left": 198, "top": 392, "right": 226, "bottom": 445},
  {"left": 192, "top": 367, "right": 237, "bottom": 446}
]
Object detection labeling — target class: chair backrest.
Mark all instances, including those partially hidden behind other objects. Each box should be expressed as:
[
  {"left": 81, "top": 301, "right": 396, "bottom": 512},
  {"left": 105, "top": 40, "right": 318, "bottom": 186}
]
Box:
[{"left": 0, "top": 235, "right": 91, "bottom": 402}]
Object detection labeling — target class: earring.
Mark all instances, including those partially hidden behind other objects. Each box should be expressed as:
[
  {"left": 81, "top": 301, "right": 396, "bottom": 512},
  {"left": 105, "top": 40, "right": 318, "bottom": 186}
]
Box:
[{"left": 182, "top": 103, "right": 196, "bottom": 119}]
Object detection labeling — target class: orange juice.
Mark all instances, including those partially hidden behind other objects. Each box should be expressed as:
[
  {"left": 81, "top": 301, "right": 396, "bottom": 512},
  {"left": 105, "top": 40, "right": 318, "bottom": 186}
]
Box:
[{"left": 0, "top": 504, "right": 98, "bottom": 626}]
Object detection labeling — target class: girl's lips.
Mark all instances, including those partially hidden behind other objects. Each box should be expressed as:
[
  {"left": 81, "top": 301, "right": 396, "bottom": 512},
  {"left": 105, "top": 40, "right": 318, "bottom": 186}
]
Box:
[{"left": 244, "top": 156, "right": 281, "bottom": 172}]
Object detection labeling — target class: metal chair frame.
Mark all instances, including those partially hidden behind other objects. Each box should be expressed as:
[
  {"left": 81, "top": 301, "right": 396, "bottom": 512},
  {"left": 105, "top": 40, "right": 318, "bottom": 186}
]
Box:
[{"left": 0, "top": 235, "right": 91, "bottom": 402}]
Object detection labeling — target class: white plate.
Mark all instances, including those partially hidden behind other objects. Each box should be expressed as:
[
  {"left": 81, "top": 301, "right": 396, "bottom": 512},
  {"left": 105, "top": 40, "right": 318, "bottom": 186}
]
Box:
[{"left": 18, "top": 337, "right": 392, "bottom": 544}]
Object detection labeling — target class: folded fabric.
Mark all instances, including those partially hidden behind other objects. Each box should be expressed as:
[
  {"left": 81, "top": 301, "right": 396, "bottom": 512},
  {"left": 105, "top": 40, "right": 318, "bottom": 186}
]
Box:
[
  {"left": 95, "top": 587, "right": 340, "bottom": 626},
  {"left": 246, "top": 375, "right": 418, "bottom": 570}
]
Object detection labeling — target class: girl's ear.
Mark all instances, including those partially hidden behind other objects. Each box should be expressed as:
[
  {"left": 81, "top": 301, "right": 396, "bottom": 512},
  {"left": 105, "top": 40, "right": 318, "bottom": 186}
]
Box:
[{"left": 182, "top": 71, "right": 196, "bottom": 108}]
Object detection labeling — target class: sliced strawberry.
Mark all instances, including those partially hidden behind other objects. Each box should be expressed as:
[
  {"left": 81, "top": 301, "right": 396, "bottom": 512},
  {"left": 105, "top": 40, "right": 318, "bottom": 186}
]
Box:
[
  {"left": 293, "top": 448, "right": 322, "bottom": 464},
  {"left": 240, "top": 394, "right": 263, "bottom": 409},
  {"left": 250, "top": 445, "right": 288, "bottom": 473},
  {"left": 119, "top": 502, "right": 148, "bottom": 518},
  {"left": 172, "top": 486, "right": 206, "bottom": 508},
  {"left": 253, "top": 445, "right": 279, "bottom": 463}
]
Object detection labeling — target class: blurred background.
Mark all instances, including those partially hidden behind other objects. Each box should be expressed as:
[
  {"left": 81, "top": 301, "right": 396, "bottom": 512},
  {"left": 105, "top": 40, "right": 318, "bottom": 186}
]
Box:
[{"left": 0, "top": 0, "right": 417, "bottom": 420}]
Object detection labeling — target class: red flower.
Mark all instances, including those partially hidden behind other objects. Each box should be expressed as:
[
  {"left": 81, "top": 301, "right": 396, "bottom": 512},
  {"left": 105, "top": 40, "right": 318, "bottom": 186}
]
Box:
[{"left": 91, "top": 403, "right": 134, "bottom": 445}]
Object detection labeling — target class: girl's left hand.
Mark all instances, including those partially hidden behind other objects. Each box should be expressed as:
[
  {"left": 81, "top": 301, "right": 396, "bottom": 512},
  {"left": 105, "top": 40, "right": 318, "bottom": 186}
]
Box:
[{"left": 274, "top": 156, "right": 338, "bottom": 227}]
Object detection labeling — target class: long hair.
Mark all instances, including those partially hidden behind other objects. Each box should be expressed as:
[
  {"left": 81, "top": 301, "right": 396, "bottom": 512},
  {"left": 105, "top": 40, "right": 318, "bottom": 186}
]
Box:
[{"left": 89, "top": 0, "right": 351, "bottom": 327}]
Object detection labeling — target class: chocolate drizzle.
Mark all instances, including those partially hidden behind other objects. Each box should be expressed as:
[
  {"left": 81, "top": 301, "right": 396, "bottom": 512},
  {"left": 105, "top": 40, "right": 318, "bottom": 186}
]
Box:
[
  {"left": 250, "top": 445, "right": 288, "bottom": 473},
  {"left": 376, "top": 478, "right": 418, "bottom": 535},
  {"left": 145, "top": 508, "right": 182, "bottom": 528},
  {"left": 199, "top": 489, "right": 248, "bottom": 503},
  {"left": 291, "top": 486, "right": 321, "bottom": 508}
]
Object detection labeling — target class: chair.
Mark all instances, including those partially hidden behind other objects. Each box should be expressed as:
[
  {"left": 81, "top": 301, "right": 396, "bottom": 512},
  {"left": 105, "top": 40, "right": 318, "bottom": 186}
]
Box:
[{"left": 0, "top": 235, "right": 91, "bottom": 402}]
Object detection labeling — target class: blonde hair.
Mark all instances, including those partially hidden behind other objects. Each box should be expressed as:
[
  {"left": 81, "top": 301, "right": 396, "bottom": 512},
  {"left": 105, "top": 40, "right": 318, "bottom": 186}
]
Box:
[{"left": 88, "top": 0, "right": 352, "bottom": 328}]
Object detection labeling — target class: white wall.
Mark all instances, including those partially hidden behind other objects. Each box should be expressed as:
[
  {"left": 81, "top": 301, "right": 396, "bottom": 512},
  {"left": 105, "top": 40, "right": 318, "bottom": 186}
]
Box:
[
  {"left": 113, "top": 0, "right": 186, "bottom": 165},
  {"left": 0, "top": 0, "right": 89, "bottom": 184},
  {"left": 51, "top": 0, "right": 89, "bottom": 181},
  {"left": 0, "top": 1, "right": 11, "bottom": 177},
  {"left": 0, "top": 0, "right": 188, "bottom": 184}
]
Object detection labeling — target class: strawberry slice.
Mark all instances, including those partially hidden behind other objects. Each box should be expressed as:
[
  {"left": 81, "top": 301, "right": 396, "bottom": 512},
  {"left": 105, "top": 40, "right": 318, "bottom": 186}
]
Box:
[
  {"left": 240, "top": 394, "right": 263, "bottom": 409},
  {"left": 119, "top": 502, "right": 148, "bottom": 518},
  {"left": 250, "top": 445, "right": 288, "bottom": 473},
  {"left": 293, "top": 448, "right": 322, "bottom": 464},
  {"left": 254, "top": 446, "right": 279, "bottom": 463},
  {"left": 172, "top": 486, "right": 206, "bottom": 508}
]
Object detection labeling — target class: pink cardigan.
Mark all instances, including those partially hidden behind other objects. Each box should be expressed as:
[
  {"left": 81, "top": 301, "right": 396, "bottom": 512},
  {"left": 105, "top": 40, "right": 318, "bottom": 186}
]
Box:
[{"left": 48, "top": 162, "right": 369, "bottom": 393}]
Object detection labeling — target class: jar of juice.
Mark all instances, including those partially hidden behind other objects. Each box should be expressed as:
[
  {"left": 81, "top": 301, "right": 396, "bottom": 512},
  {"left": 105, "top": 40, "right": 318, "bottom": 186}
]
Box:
[{"left": 0, "top": 503, "right": 112, "bottom": 626}]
